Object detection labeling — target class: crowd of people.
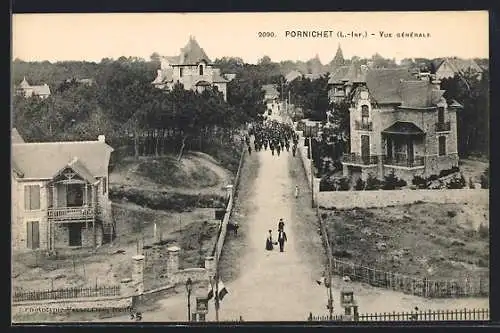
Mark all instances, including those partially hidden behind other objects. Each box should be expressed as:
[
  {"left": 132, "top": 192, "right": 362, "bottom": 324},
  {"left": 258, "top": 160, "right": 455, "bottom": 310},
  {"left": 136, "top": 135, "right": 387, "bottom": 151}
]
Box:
[{"left": 245, "top": 120, "right": 300, "bottom": 157}]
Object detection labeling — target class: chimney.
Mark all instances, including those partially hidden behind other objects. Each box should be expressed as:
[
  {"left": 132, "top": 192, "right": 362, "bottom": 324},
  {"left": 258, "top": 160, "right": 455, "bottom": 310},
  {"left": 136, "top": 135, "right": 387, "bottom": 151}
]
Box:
[{"left": 98, "top": 135, "right": 106, "bottom": 143}]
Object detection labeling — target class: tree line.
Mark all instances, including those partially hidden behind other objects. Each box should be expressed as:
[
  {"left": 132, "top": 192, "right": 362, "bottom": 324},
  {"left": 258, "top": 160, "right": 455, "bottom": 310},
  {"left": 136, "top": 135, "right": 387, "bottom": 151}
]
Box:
[{"left": 12, "top": 57, "right": 266, "bottom": 160}]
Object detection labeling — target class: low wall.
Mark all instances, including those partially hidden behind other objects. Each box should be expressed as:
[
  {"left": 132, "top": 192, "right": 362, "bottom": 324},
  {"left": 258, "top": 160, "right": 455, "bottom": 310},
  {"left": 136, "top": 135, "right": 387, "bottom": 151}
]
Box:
[
  {"left": 169, "top": 268, "right": 207, "bottom": 286},
  {"left": 317, "top": 189, "right": 489, "bottom": 209},
  {"left": 12, "top": 294, "right": 133, "bottom": 314},
  {"left": 297, "top": 137, "right": 321, "bottom": 203},
  {"left": 212, "top": 143, "right": 245, "bottom": 262}
]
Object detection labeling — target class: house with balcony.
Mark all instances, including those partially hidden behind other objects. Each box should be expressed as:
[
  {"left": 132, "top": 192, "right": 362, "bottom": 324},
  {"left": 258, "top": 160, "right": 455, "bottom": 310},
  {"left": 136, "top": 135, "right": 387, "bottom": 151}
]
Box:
[
  {"left": 11, "top": 130, "right": 115, "bottom": 253},
  {"left": 341, "top": 68, "right": 462, "bottom": 183},
  {"left": 152, "top": 36, "right": 235, "bottom": 101}
]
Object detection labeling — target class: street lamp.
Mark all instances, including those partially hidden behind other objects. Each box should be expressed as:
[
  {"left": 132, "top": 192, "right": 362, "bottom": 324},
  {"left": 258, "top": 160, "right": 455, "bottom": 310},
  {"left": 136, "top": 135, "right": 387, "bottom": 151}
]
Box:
[{"left": 186, "top": 277, "right": 193, "bottom": 321}]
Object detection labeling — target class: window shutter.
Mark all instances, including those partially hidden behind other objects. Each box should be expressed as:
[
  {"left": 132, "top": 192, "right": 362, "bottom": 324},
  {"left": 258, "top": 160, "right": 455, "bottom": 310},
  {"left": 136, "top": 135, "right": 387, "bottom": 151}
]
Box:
[
  {"left": 24, "top": 186, "right": 30, "bottom": 210},
  {"left": 30, "top": 185, "right": 40, "bottom": 210}
]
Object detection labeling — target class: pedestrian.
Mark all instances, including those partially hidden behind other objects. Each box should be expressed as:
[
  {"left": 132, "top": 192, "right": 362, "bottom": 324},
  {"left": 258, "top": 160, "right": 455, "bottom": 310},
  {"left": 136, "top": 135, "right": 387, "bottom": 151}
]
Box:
[
  {"left": 278, "top": 218, "right": 284, "bottom": 232},
  {"left": 277, "top": 229, "right": 287, "bottom": 252},
  {"left": 295, "top": 185, "right": 299, "bottom": 198},
  {"left": 265, "top": 230, "right": 274, "bottom": 251},
  {"left": 248, "top": 145, "right": 252, "bottom": 155}
]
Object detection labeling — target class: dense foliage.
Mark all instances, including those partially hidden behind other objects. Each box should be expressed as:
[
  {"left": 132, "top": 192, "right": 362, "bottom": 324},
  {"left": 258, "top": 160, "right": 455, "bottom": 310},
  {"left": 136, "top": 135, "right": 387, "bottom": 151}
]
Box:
[
  {"left": 440, "top": 70, "right": 489, "bottom": 158},
  {"left": 12, "top": 57, "right": 267, "bottom": 160}
]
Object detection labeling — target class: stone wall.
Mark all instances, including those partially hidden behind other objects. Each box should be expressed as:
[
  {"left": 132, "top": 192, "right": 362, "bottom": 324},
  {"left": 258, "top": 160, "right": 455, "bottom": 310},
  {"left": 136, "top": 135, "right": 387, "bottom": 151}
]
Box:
[{"left": 317, "top": 188, "right": 489, "bottom": 210}]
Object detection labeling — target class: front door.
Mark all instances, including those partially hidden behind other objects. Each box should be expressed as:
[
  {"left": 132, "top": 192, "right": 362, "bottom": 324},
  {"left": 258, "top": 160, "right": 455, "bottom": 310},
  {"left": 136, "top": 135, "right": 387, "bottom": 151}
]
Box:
[
  {"left": 68, "top": 224, "right": 82, "bottom": 247},
  {"left": 26, "top": 221, "right": 40, "bottom": 250},
  {"left": 407, "top": 138, "right": 414, "bottom": 164},
  {"left": 361, "top": 135, "right": 370, "bottom": 163}
]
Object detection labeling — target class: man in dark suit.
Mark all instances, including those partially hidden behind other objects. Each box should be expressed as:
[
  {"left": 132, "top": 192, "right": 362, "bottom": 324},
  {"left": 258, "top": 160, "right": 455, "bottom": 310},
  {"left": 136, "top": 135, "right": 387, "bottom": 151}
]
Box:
[{"left": 277, "top": 229, "right": 287, "bottom": 252}]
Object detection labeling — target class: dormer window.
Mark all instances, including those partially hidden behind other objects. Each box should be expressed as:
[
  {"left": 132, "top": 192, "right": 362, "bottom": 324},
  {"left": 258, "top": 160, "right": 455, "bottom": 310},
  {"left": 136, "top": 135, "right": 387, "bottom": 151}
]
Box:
[{"left": 199, "top": 64, "right": 204, "bottom": 76}]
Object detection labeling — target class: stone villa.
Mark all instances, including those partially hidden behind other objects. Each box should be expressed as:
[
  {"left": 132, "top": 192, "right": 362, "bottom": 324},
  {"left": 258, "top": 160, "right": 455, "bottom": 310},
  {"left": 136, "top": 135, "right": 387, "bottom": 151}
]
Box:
[
  {"left": 334, "top": 64, "right": 463, "bottom": 183},
  {"left": 152, "top": 36, "right": 235, "bottom": 101},
  {"left": 16, "top": 77, "right": 51, "bottom": 99},
  {"left": 11, "top": 129, "right": 115, "bottom": 253}
]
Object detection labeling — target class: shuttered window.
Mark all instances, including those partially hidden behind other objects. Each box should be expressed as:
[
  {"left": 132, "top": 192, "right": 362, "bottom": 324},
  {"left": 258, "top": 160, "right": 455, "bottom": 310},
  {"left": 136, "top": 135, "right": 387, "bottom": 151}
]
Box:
[
  {"left": 102, "top": 177, "right": 107, "bottom": 195},
  {"left": 24, "top": 185, "right": 40, "bottom": 210},
  {"left": 438, "top": 136, "right": 446, "bottom": 156}
]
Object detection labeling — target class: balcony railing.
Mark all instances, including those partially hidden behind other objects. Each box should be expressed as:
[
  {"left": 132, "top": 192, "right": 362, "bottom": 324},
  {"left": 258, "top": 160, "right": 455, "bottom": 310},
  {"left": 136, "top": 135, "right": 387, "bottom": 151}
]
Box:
[
  {"left": 47, "top": 205, "right": 97, "bottom": 222},
  {"left": 342, "top": 153, "right": 379, "bottom": 165},
  {"left": 355, "top": 120, "right": 373, "bottom": 131},
  {"left": 435, "top": 121, "right": 451, "bottom": 132},
  {"left": 383, "top": 154, "right": 425, "bottom": 168}
]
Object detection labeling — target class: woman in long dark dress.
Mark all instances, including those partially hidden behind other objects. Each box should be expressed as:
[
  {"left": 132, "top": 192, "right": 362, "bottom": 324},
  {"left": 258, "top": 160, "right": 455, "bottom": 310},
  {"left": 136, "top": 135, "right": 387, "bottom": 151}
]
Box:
[{"left": 266, "top": 230, "right": 274, "bottom": 251}]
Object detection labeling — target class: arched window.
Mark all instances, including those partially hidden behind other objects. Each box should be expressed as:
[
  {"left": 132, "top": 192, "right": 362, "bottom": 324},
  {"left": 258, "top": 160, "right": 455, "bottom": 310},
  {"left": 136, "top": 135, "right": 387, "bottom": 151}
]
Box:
[
  {"left": 199, "top": 64, "right": 204, "bottom": 76},
  {"left": 361, "top": 105, "right": 369, "bottom": 125}
]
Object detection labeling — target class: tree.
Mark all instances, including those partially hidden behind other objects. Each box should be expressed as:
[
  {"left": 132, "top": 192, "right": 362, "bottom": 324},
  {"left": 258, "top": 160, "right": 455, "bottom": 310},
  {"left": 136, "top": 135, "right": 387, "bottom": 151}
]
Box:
[{"left": 440, "top": 69, "right": 489, "bottom": 158}]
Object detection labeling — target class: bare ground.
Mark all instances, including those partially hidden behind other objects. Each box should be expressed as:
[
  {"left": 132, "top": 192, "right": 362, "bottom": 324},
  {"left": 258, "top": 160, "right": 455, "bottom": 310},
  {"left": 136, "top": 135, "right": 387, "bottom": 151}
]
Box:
[{"left": 322, "top": 202, "right": 489, "bottom": 281}]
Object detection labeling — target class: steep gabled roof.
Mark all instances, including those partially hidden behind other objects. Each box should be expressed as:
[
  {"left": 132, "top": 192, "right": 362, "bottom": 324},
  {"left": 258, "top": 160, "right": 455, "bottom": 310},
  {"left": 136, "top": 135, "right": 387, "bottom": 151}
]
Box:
[
  {"left": 178, "top": 36, "right": 211, "bottom": 65},
  {"left": 285, "top": 70, "right": 303, "bottom": 82},
  {"left": 328, "top": 65, "right": 350, "bottom": 84},
  {"left": 438, "top": 57, "right": 483, "bottom": 75},
  {"left": 31, "top": 84, "right": 51, "bottom": 96},
  {"left": 365, "top": 68, "right": 414, "bottom": 104},
  {"left": 19, "top": 77, "right": 30, "bottom": 89},
  {"left": 53, "top": 157, "right": 97, "bottom": 184},
  {"left": 12, "top": 141, "right": 114, "bottom": 179}
]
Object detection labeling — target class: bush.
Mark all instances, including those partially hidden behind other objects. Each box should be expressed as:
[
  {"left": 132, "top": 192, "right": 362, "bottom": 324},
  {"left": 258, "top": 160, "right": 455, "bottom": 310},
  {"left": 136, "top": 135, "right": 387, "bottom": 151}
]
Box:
[
  {"left": 319, "top": 176, "right": 336, "bottom": 191},
  {"left": 438, "top": 166, "right": 460, "bottom": 178},
  {"left": 446, "top": 173, "right": 466, "bottom": 189},
  {"left": 480, "top": 168, "right": 489, "bottom": 189},
  {"left": 412, "top": 175, "right": 428, "bottom": 189},
  {"left": 382, "top": 171, "right": 407, "bottom": 190},
  {"left": 336, "top": 177, "right": 350, "bottom": 191},
  {"left": 365, "top": 174, "right": 381, "bottom": 190},
  {"left": 354, "top": 178, "right": 365, "bottom": 191}
]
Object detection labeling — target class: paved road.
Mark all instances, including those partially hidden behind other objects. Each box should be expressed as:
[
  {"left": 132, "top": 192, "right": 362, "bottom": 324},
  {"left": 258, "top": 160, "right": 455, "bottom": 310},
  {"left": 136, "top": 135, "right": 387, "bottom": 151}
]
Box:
[{"left": 92, "top": 115, "right": 488, "bottom": 323}]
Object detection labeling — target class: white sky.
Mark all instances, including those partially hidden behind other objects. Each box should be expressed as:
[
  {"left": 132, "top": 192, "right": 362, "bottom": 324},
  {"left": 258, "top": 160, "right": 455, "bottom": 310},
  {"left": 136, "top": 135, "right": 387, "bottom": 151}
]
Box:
[{"left": 12, "top": 11, "right": 489, "bottom": 64}]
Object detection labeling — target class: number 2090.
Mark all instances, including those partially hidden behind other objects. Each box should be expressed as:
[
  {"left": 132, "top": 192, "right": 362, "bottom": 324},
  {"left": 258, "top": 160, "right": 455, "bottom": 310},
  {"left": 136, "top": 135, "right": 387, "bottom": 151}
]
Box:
[{"left": 258, "top": 32, "right": 275, "bottom": 38}]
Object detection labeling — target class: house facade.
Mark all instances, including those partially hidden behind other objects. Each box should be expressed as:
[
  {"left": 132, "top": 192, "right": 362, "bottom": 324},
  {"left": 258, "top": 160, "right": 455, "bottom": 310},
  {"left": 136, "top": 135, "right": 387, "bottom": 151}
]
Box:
[
  {"left": 152, "top": 36, "right": 234, "bottom": 101},
  {"left": 16, "top": 77, "right": 51, "bottom": 99},
  {"left": 340, "top": 68, "right": 462, "bottom": 184},
  {"left": 434, "top": 57, "right": 483, "bottom": 80},
  {"left": 12, "top": 131, "right": 115, "bottom": 253},
  {"left": 262, "top": 84, "right": 280, "bottom": 114}
]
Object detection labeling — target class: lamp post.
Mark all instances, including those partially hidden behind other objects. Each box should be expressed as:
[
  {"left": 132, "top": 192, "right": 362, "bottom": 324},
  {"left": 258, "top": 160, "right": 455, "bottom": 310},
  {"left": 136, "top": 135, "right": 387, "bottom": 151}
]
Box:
[{"left": 185, "top": 278, "right": 193, "bottom": 322}]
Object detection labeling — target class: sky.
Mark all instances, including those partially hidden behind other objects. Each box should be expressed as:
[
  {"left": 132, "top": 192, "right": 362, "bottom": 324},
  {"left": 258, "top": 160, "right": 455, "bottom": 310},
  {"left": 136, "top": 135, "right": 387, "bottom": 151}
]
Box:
[{"left": 12, "top": 11, "right": 489, "bottom": 64}]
